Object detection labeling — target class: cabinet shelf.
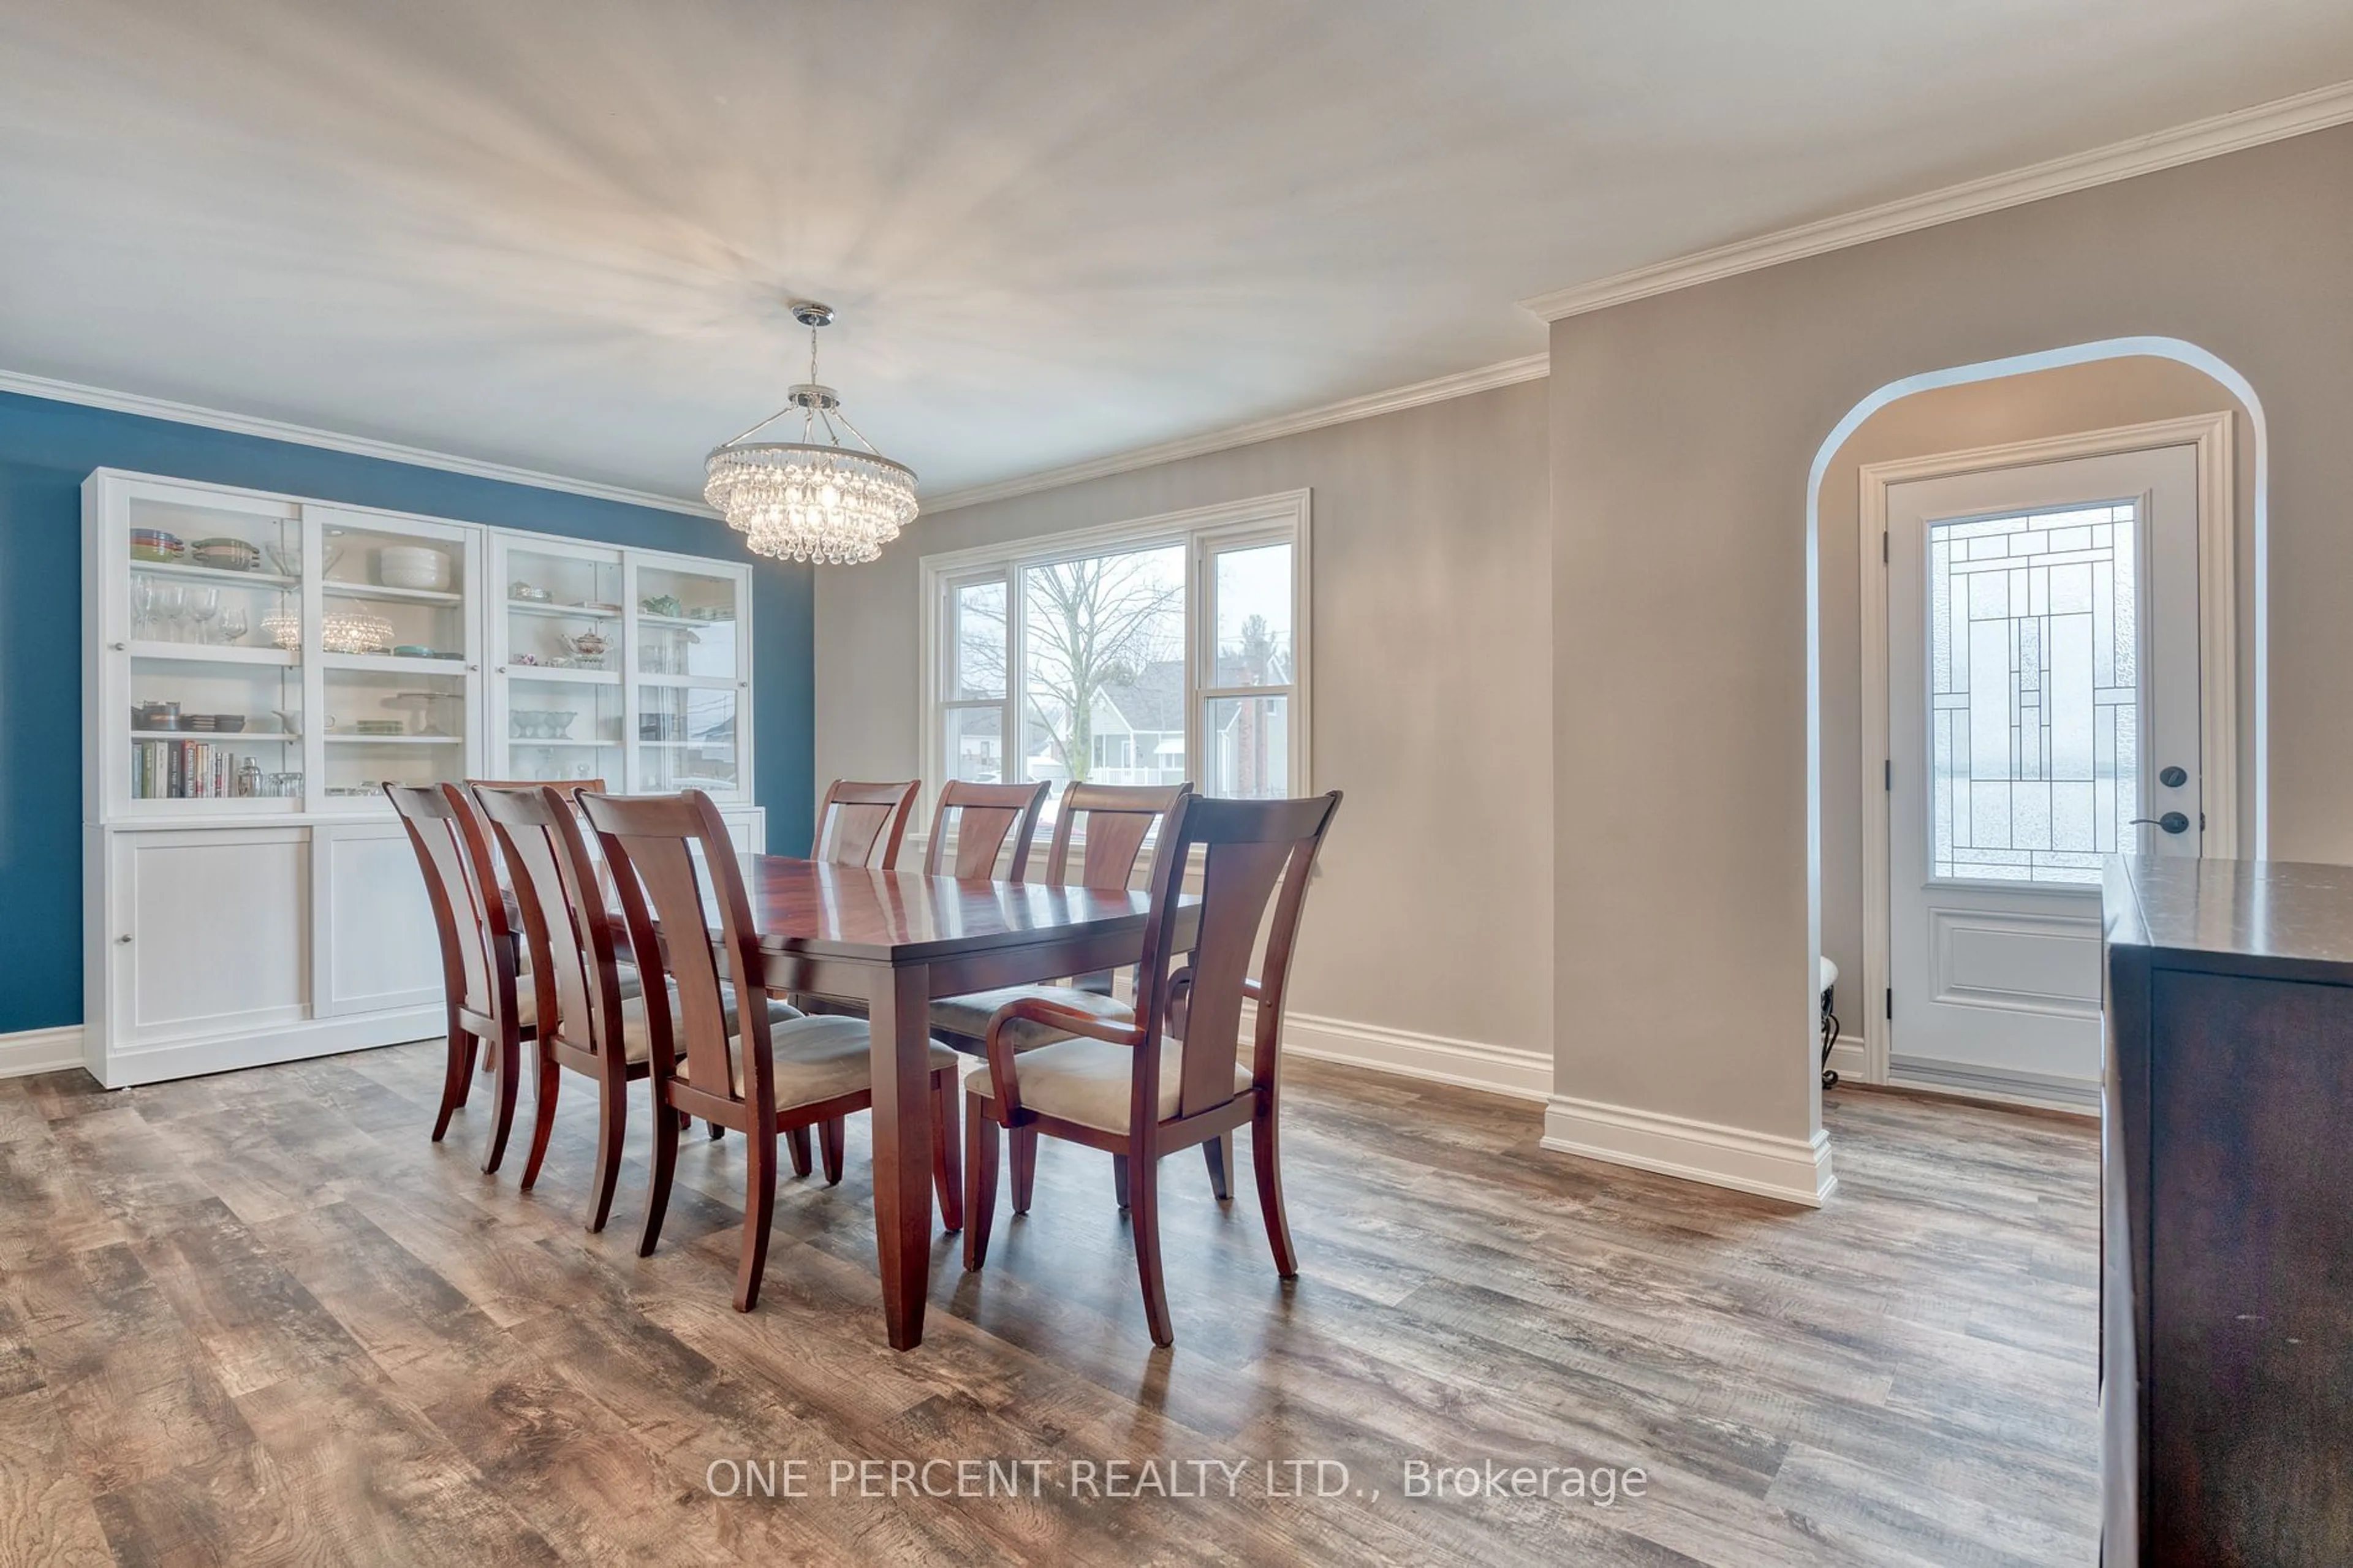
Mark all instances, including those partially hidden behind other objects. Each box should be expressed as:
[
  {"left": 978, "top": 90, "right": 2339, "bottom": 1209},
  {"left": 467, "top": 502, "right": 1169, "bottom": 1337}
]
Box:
[
  {"left": 129, "top": 730, "right": 297, "bottom": 741},
  {"left": 129, "top": 640, "right": 300, "bottom": 667},
  {"left": 323, "top": 580, "right": 464, "bottom": 604},
  {"left": 323, "top": 733, "right": 461, "bottom": 745},
  {"left": 638, "top": 612, "right": 737, "bottom": 631},
  {"left": 501, "top": 664, "right": 618, "bottom": 685},
  {"left": 131, "top": 560, "right": 298, "bottom": 589},
  {"left": 507, "top": 599, "right": 623, "bottom": 621},
  {"left": 320, "top": 651, "right": 470, "bottom": 675}
]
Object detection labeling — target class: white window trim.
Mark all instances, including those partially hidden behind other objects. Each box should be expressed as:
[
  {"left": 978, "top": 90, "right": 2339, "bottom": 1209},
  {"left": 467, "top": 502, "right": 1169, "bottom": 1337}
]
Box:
[{"left": 917, "top": 489, "right": 1312, "bottom": 830}]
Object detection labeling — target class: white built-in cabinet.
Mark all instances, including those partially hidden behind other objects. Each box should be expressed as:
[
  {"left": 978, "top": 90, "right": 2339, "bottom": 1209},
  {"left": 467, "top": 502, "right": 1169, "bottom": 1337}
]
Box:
[{"left": 83, "top": 469, "right": 765, "bottom": 1086}]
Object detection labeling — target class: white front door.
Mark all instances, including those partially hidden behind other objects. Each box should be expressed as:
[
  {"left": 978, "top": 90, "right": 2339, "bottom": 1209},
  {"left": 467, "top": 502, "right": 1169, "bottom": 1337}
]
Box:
[{"left": 1885, "top": 444, "right": 2202, "bottom": 1105}]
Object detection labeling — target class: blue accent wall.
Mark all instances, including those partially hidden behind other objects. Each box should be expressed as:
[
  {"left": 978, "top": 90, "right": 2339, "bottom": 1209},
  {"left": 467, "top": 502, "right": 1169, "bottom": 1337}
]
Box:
[{"left": 0, "top": 389, "right": 814, "bottom": 1036}]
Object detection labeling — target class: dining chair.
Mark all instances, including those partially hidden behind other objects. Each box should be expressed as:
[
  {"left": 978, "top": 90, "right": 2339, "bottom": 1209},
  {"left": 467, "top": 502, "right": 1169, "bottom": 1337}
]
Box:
[
  {"left": 922, "top": 779, "right": 1051, "bottom": 879},
  {"left": 928, "top": 781, "right": 1192, "bottom": 1211},
  {"left": 579, "top": 787, "right": 964, "bottom": 1312},
  {"left": 813, "top": 778, "right": 922, "bottom": 869},
  {"left": 796, "top": 780, "right": 1050, "bottom": 1038},
  {"left": 384, "top": 781, "right": 529, "bottom": 1174},
  {"left": 471, "top": 782, "right": 705, "bottom": 1231},
  {"left": 962, "top": 789, "right": 1341, "bottom": 1347}
]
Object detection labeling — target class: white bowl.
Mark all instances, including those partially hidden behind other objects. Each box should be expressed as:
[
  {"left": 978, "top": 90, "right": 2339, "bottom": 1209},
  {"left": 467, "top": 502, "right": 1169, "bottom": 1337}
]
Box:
[{"left": 377, "top": 547, "right": 450, "bottom": 589}]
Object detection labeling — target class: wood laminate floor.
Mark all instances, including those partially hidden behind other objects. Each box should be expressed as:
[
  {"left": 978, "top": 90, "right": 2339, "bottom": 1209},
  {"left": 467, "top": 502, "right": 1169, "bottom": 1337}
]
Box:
[{"left": 0, "top": 1044, "right": 2099, "bottom": 1566}]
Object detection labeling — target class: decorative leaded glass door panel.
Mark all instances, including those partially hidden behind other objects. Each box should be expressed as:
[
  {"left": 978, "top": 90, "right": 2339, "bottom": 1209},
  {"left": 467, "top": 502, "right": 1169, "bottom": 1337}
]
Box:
[{"left": 1885, "top": 444, "right": 2201, "bottom": 1100}]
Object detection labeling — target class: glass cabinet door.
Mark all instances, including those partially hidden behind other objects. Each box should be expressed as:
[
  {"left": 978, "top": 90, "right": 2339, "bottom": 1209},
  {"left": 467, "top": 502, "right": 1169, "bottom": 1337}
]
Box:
[
  {"left": 496, "top": 541, "right": 626, "bottom": 784},
  {"left": 311, "top": 510, "right": 478, "bottom": 806},
  {"left": 635, "top": 684, "right": 740, "bottom": 793},
  {"left": 120, "top": 488, "right": 306, "bottom": 806},
  {"left": 630, "top": 557, "right": 746, "bottom": 799}
]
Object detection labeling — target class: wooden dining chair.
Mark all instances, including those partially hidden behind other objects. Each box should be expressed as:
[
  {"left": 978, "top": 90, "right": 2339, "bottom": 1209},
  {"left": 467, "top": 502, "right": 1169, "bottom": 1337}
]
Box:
[
  {"left": 385, "top": 781, "right": 529, "bottom": 1174},
  {"left": 923, "top": 779, "right": 1051, "bottom": 880},
  {"left": 928, "top": 781, "right": 1192, "bottom": 1210},
  {"left": 797, "top": 779, "right": 1050, "bottom": 1039},
  {"left": 963, "top": 790, "right": 1341, "bottom": 1347},
  {"left": 579, "top": 787, "right": 964, "bottom": 1312},
  {"left": 471, "top": 782, "right": 705, "bottom": 1231},
  {"left": 813, "top": 778, "right": 921, "bottom": 869}
]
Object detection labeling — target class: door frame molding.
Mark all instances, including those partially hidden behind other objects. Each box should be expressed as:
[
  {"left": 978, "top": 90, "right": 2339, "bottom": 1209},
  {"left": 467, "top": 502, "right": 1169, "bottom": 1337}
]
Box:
[{"left": 1856, "top": 412, "right": 2237, "bottom": 1086}]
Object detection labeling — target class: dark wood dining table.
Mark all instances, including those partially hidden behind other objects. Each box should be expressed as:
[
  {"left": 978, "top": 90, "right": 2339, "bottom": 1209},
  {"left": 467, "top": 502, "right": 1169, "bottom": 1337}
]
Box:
[{"left": 729, "top": 855, "right": 1198, "bottom": 1350}]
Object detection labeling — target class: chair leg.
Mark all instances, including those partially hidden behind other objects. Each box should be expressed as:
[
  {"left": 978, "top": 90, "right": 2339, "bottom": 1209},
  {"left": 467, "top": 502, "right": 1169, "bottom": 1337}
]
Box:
[
  {"left": 1112, "top": 1153, "right": 1131, "bottom": 1211},
  {"left": 1202, "top": 1134, "right": 1234, "bottom": 1202},
  {"left": 1131, "top": 1151, "right": 1173, "bottom": 1347},
  {"left": 482, "top": 1029, "right": 521, "bottom": 1176},
  {"left": 586, "top": 1071, "right": 627, "bottom": 1233},
  {"left": 1253, "top": 1096, "right": 1297, "bottom": 1279},
  {"left": 640, "top": 1088, "right": 679, "bottom": 1258},
  {"left": 963, "top": 1094, "right": 997, "bottom": 1271},
  {"left": 519, "top": 1048, "right": 561, "bottom": 1191},
  {"left": 932, "top": 1071, "right": 963, "bottom": 1233},
  {"left": 735, "top": 1126, "right": 778, "bottom": 1312},
  {"left": 433, "top": 1025, "right": 472, "bottom": 1140},
  {"left": 1010, "top": 1125, "right": 1038, "bottom": 1214},
  {"left": 819, "top": 1116, "right": 846, "bottom": 1186},
  {"left": 785, "top": 1124, "right": 813, "bottom": 1178},
  {"left": 708, "top": 1119, "right": 726, "bottom": 1140}
]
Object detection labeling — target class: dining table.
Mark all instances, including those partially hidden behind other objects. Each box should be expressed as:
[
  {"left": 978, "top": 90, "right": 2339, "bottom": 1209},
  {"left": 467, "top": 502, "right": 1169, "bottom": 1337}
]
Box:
[{"left": 727, "top": 854, "right": 1199, "bottom": 1350}]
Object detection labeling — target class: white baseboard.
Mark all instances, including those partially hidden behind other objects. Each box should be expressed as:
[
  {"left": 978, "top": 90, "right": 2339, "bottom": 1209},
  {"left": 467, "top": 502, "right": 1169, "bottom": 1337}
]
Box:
[
  {"left": 1541, "top": 1093, "right": 1837, "bottom": 1208},
  {"left": 0, "top": 1026, "right": 87, "bottom": 1080},
  {"left": 1279, "top": 1010, "right": 1553, "bottom": 1102},
  {"left": 92, "top": 1007, "right": 444, "bottom": 1088},
  {"left": 1824, "top": 1039, "right": 1870, "bottom": 1080},
  {"left": 1886, "top": 1055, "right": 2100, "bottom": 1116}
]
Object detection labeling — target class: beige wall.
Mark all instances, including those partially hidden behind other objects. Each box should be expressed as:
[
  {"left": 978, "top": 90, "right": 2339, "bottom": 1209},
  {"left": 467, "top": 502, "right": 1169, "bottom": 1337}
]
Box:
[
  {"left": 1552, "top": 123, "right": 2353, "bottom": 1150},
  {"left": 1815, "top": 357, "right": 2255, "bottom": 1023},
  {"left": 815, "top": 379, "right": 1554, "bottom": 1057}
]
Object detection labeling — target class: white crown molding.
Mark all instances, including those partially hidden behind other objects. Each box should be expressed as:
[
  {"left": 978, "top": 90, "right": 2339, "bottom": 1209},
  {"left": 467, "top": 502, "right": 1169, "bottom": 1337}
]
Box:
[
  {"left": 1521, "top": 78, "right": 2353, "bottom": 322},
  {"left": 922, "top": 352, "right": 1548, "bottom": 513},
  {"left": 0, "top": 367, "right": 718, "bottom": 519}
]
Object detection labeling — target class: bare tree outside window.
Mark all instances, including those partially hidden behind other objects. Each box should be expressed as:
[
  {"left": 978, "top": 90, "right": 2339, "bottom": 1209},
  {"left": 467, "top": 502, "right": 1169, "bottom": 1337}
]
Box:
[{"left": 1021, "top": 547, "right": 1184, "bottom": 786}]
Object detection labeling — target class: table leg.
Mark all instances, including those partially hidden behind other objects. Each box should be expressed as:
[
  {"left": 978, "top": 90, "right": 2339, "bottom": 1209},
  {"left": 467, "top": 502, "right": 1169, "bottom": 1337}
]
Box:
[{"left": 870, "top": 963, "right": 934, "bottom": 1350}]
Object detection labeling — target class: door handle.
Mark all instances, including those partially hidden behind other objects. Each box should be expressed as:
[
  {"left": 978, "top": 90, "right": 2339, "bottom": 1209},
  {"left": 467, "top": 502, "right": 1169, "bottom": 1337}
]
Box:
[{"left": 2131, "top": 812, "right": 2192, "bottom": 835}]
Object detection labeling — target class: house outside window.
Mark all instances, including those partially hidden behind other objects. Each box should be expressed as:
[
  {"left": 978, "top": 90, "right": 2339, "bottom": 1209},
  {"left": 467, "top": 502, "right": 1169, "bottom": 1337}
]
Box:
[{"left": 922, "top": 491, "right": 1310, "bottom": 827}]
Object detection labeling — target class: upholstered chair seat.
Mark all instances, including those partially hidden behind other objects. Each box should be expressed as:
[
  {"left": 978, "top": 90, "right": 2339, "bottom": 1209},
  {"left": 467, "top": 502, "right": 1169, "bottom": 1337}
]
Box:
[{"left": 967, "top": 1036, "right": 1251, "bottom": 1135}]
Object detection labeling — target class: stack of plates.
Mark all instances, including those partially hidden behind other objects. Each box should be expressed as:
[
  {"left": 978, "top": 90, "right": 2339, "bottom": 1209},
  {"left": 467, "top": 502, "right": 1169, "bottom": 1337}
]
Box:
[
  {"left": 130, "top": 528, "right": 185, "bottom": 564},
  {"left": 190, "top": 536, "right": 262, "bottom": 571},
  {"left": 377, "top": 545, "right": 451, "bottom": 591},
  {"left": 352, "top": 719, "right": 406, "bottom": 737}
]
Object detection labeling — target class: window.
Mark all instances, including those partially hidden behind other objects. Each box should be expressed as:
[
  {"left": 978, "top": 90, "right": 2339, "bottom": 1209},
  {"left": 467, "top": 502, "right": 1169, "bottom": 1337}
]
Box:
[
  {"left": 1928, "top": 499, "right": 2139, "bottom": 884},
  {"left": 923, "top": 493, "right": 1309, "bottom": 824}
]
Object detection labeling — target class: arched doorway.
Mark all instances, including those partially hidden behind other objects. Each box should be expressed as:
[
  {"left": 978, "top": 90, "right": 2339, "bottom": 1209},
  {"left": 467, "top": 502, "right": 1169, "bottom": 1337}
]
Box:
[{"left": 1808, "top": 339, "right": 2265, "bottom": 1107}]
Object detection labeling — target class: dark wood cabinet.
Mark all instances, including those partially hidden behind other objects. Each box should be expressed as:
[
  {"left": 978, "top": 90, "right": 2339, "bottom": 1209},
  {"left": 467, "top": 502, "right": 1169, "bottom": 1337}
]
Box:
[{"left": 2103, "top": 857, "right": 2353, "bottom": 1566}]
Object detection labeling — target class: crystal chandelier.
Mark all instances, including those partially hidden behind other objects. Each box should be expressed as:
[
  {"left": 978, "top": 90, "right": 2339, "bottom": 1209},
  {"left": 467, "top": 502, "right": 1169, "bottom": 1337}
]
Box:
[
  {"left": 704, "top": 301, "right": 919, "bottom": 565},
  {"left": 320, "top": 603, "right": 394, "bottom": 654}
]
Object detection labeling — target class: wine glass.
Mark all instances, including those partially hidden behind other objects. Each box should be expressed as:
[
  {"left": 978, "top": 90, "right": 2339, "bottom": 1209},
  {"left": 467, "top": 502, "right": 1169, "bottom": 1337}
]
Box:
[
  {"left": 130, "top": 578, "right": 156, "bottom": 640},
  {"left": 153, "top": 584, "right": 186, "bottom": 643},
  {"left": 220, "top": 607, "right": 249, "bottom": 646},
  {"left": 188, "top": 588, "right": 220, "bottom": 645}
]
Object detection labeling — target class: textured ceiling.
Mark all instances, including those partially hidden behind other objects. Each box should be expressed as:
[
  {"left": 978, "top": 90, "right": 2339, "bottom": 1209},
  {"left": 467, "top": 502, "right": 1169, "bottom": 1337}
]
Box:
[{"left": 2, "top": 1, "right": 2350, "bottom": 501}]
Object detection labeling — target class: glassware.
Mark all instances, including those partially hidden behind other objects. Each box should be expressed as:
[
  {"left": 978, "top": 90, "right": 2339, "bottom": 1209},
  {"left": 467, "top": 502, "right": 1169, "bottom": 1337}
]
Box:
[
  {"left": 220, "top": 607, "right": 249, "bottom": 646},
  {"left": 130, "top": 578, "right": 156, "bottom": 640},
  {"left": 188, "top": 588, "right": 221, "bottom": 645},
  {"left": 154, "top": 584, "right": 186, "bottom": 642}
]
